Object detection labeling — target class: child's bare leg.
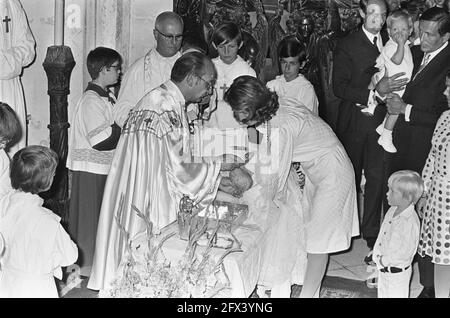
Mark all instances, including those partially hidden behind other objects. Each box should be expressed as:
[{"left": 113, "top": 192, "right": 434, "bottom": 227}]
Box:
[
  {"left": 434, "top": 264, "right": 450, "bottom": 298},
  {"left": 299, "top": 253, "right": 329, "bottom": 298},
  {"left": 383, "top": 114, "right": 399, "bottom": 131}
]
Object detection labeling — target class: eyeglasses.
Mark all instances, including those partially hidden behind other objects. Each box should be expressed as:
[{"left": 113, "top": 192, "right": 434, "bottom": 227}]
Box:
[
  {"left": 155, "top": 28, "right": 183, "bottom": 42},
  {"left": 109, "top": 64, "right": 121, "bottom": 71},
  {"left": 196, "top": 76, "right": 216, "bottom": 92}
]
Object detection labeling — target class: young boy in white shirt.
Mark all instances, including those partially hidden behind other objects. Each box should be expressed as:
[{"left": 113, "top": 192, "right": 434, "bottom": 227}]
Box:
[
  {"left": 372, "top": 170, "right": 423, "bottom": 298},
  {"left": 207, "top": 21, "right": 256, "bottom": 130}
]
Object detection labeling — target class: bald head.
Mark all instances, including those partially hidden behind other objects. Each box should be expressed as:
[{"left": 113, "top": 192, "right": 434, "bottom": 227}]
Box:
[
  {"left": 154, "top": 11, "right": 184, "bottom": 57},
  {"left": 155, "top": 11, "right": 184, "bottom": 30}
]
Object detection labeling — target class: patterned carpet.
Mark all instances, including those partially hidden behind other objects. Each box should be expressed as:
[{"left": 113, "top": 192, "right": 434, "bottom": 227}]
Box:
[{"left": 59, "top": 275, "right": 377, "bottom": 298}]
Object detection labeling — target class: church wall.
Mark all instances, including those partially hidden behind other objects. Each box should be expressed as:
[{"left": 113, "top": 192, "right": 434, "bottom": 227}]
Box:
[{"left": 19, "top": 0, "right": 172, "bottom": 148}]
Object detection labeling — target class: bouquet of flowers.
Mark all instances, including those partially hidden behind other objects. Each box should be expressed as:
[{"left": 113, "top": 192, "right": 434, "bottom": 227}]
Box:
[{"left": 99, "top": 196, "right": 242, "bottom": 298}]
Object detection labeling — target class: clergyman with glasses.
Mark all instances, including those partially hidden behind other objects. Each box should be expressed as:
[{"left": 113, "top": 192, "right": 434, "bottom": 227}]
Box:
[
  {"left": 113, "top": 11, "right": 184, "bottom": 127},
  {"left": 88, "top": 52, "right": 224, "bottom": 291}
]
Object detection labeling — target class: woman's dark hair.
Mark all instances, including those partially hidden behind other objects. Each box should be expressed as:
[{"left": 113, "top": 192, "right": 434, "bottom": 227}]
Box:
[
  {"left": 0, "top": 102, "right": 22, "bottom": 147},
  {"left": 87, "top": 47, "right": 123, "bottom": 80},
  {"left": 224, "top": 75, "right": 279, "bottom": 126},
  {"left": 10, "top": 145, "right": 58, "bottom": 194},
  {"left": 171, "top": 51, "right": 216, "bottom": 83},
  {"left": 278, "top": 36, "right": 307, "bottom": 62}
]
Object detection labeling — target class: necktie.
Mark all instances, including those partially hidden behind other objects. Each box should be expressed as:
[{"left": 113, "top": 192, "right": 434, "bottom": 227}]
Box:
[
  {"left": 413, "top": 53, "right": 430, "bottom": 80},
  {"left": 373, "top": 36, "right": 379, "bottom": 51}
]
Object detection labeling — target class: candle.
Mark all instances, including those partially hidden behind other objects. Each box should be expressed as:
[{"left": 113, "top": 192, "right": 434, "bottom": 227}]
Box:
[{"left": 54, "top": 0, "right": 65, "bottom": 45}]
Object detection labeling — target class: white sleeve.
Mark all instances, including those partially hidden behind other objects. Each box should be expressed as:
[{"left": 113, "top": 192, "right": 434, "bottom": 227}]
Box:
[
  {"left": 404, "top": 104, "right": 413, "bottom": 122},
  {"left": 81, "top": 95, "right": 113, "bottom": 146},
  {"left": 0, "top": 4, "right": 35, "bottom": 80},
  {"left": 51, "top": 224, "right": 78, "bottom": 279},
  {"left": 113, "top": 59, "right": 144, "bottom": 127}
]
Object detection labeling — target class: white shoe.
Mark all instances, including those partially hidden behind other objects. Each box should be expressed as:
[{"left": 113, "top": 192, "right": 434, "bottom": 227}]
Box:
[
  {"left": 376, "top": 117, "right": 387, "bottom": 135},
  {"left": 376, "top": 123, "right": 384, "bottom": 135},
  {"left": 378, "top": 134, "right": 397, "bottom": 153}
]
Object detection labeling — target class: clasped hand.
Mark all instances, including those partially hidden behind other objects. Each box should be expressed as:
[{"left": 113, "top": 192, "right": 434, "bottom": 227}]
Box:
[{"left": 386, "top": 93, "right": 407, "bottom": 115}]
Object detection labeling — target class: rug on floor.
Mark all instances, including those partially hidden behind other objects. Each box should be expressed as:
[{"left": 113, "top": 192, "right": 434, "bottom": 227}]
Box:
[{"left": 59, "top": 275, "right": 377, "bottom": 298}]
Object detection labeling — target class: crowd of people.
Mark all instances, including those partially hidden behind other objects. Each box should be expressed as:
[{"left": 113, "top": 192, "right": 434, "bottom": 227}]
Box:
[{"left": 0, "top": 0, "right": 450, "bottom": 298}]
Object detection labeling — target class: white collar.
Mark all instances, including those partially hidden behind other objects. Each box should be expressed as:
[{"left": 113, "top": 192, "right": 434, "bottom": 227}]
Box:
[
  {"left": 362, "top": 25, "right": 381, "bottom": 46},
  {"left": 425, "top": 41, "right": 448, "bottom": 62},
  {"left": 391, "top": 204, "right": 415, "bottom": 220}
]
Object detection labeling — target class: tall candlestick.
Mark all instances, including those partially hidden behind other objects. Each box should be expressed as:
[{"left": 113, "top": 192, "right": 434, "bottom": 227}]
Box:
[{"left": 54, "top": 0, "right": 65, "bottom": 45}]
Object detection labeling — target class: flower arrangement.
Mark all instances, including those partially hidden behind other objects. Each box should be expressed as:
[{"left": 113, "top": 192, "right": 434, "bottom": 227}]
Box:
[{"left": 99, "top": 195, "right": 242, "bottom": 298}]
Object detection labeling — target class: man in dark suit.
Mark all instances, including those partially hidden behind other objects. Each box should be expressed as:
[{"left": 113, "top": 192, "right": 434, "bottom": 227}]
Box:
[
  {"left": 333, "top": 0, "right": 407, "bottom": 261},
  {"left": 383, "top": 7, "right": 450, "bottom": 298}
]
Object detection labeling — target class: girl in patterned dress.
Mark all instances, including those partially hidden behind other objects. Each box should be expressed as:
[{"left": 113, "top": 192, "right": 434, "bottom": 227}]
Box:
[{"left": 418, "top": 70, "right": 450, "bottom": 298}]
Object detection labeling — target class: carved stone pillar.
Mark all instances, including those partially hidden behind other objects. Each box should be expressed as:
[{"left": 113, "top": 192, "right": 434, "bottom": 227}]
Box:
[{"left": 42, "top": 46, "right": 76, "bottom": 220}]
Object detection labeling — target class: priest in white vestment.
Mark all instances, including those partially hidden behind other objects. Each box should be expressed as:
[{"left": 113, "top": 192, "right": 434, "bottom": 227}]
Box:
[
  {"left": 88, "top": 52, "right": 222, "bottom": 291},
  {"left": 113, "top": 11, "right": 183, "bottom": 127},
  {"left": 0, "top": 0, "right": 35, "bottom": 156}
]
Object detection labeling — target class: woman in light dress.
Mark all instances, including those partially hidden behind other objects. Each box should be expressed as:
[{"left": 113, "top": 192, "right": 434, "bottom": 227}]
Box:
[{"left": 224, "top": 76, "right": 359, "bottom": 298}]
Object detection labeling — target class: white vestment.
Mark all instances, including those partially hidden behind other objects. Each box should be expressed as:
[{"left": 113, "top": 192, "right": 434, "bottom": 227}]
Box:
[
  {"left": 88, "top": 80, "right": 222, "bottom": 291},
  {"left": 266, "top": 74, "right": 319, "bottom": 115},
  {"left": 0, "top": 0, "right": 35, "bottom": 156},
  {"left": 113, "top": 49, "right": 181, "bottom": 127},
  {"left": 0, "top": 190, "right": 78, "bottom": 298},
  {"left": 206, "top": 56, "right": 256, "bottom": 130}
]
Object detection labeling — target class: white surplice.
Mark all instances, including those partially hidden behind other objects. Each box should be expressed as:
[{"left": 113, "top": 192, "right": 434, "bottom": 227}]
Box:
[
  {"left": 0, "top": 0, "right": 35, "bottom": 156},
  {"left": 206, "top": 56, "right": 256, "bottom": 130},
  {"left": 88, "top": 80, "right": 222, "bottom": 291},
  {"left": 113, "top": 49, "right": 181, "bottom": 127},
  {"left": 0, "top": 190, "right": 78, "bottom": 298},
  {"left": 266, "top": 74, "right": 319, "bottom": 115}
]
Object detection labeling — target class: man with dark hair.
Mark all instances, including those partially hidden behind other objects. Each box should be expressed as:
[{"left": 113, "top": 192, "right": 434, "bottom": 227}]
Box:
[
  {"left": 113, "top": 11, "right": 184, "bottom": 127},
  {"left": 333, "top": 0, "right": 405, "bottom": 263},
  {"left": 88, "top": 52, "right": 221, "bottom": 291},
  {"left": 381, "top": 6, "right": 450, "bottom": 298}
]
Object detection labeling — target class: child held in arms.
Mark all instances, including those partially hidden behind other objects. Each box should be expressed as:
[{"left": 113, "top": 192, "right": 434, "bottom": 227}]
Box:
[
  {"left": 365, "top": 9, "right": 414, "bottom": 153},
  {"left": 217, "top": 166, "right": 254, "bottom": 201},
  {"left": 0, "top": 146, "right": 78, "bottom": 297},
  {"left": 372, "top": 170, "right": 423, "bottom": 298}
]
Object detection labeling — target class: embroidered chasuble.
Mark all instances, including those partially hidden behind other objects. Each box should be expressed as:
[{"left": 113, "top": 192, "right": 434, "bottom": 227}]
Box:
[{"left": 88, "top": 80, "right": 221, "bottom": 291}]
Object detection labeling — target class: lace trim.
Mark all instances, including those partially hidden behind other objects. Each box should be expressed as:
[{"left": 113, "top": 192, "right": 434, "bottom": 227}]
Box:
[{"left": 71, "top": 148, "right": 114, "bottom": 165}]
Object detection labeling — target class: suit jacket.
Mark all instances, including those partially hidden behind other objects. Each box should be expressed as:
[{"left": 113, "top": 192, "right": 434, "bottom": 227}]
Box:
[
  {"left": 391, "top": 42, "right": 450, "bottom": 173},
  {"left": 333, "top": 28, "right": 389, "bottom": 136}
]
